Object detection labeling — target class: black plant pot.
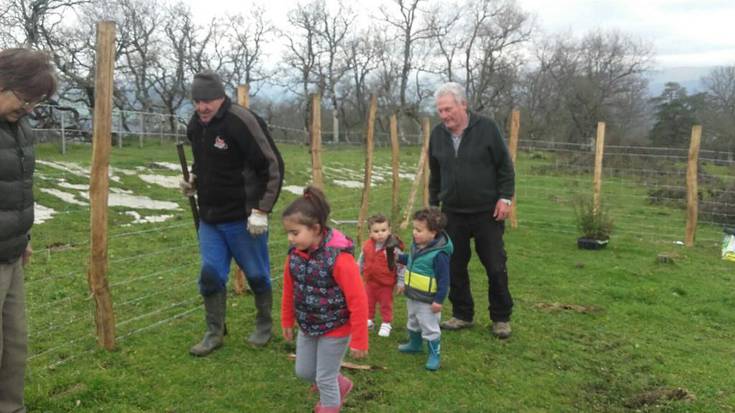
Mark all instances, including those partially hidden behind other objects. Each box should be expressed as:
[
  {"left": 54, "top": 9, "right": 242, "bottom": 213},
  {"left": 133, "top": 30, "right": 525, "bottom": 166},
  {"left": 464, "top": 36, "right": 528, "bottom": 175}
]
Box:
[{"left": 577, "top": 237, "right": 609, "bottom": 250}]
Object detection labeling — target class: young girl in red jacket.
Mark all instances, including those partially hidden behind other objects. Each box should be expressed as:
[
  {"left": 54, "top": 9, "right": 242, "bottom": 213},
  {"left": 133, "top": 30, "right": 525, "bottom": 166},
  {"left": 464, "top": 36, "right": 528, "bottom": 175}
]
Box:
[
  {"left": 281, "top": 186, "right": 369, "bottom": 413},
  {"left": 358, "top": 214, "right": 405, "bottom": 337}
]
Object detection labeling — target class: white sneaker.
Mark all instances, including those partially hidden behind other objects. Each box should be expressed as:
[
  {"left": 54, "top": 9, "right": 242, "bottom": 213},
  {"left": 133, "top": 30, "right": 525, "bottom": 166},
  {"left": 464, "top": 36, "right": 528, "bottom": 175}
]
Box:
[
  {"left": 367, "top": 319, "right": 375, "bottom": 330},
  {"left": 378, "top": 323, "right": 392, "bottom": 337}
]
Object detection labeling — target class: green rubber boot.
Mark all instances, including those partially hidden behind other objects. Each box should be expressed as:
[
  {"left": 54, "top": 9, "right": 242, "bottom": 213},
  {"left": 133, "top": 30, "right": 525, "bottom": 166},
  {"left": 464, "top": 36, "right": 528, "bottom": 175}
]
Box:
[
  {"left": 247, "top": 290, "right": 273, "bottom": 347},
  {"left": 398, "top": 329, "right": 423, "bottom": 353},
  {"left": 426, "top": 338, "right": 441, "bottom": 371},
  {"left": 190, "top": 290, "right": 226, "bottom": 356}
]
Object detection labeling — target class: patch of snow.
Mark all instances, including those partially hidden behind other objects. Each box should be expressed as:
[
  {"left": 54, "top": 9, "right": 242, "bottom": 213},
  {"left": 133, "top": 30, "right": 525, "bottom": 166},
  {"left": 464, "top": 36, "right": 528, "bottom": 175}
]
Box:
[
  {"left": 40, "top": 188, "right": 89, "bottom": 206},
  {"left": 110, "top": 188, "right": 134, "bottom": 194},
  {"left": 111, "top": 167, "right": 139, "bottom": 176},
  {"left": 333, "top": 180, "right": 363, "bottom": 189},
  {"left": 37, "top": 160, "right": 120, "bottom": 182},
  {"left": 283, "top": 185, "right": 305, "bottom": 195},
  {"left": 123, "top": 211, "right": 175, "bottom": 225},
  {"left": 36, "top": 160, "right": 89, "bottom": 177},
  {"left": 79, "top": 192, "right": 180, "bottom": 210},
  {"left": 151, "top": 162, "right": 182, "bottom": 171},
  {"left": 57, "top": 181, "right": 89, "bottom": 191},
  {"left": 34, "top": 203, "right": 56, "bottom": 224},
  {"left": 138, "top": 174, "right": 180, "bottom": 189}
]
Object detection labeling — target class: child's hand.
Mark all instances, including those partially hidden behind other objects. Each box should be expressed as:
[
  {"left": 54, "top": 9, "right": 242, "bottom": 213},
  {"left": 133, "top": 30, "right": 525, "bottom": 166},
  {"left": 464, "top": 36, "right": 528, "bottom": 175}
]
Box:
[
  {"left": 282, "top": 327, "right": 294, "bottom": 342},
  {"left": 350, "top": 348, "right": 368, "bottom": 359},
  {"left": 431, "top": 302, "right": 442, "bottom": 313},
  {"left": 394, "top": 285, "right": 404, "bottom": 295}
]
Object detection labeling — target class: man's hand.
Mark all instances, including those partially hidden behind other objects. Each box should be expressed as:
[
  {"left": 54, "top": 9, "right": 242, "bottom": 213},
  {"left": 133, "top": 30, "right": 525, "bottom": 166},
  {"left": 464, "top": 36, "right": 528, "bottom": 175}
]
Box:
[
  {"left": 247, "top": 209, "right": 269, "bottom": 236},
  {"left": 22, "top": 244, "right": 32, "bottom": 266},
  {"left": 179, "top": 173, "right": 197, "bottom": 197},
  {"left": 431, "top": 302, "right": 442, "bottom": 313},
  {"left": 349, "top": 348, "right": 368, "bottom": 359},
  {"left": 282, "top": 327, "right": 294, "bottom": 342},
  {"left": 394, "top": 284, "right": 405, "bottom": 295},
  {"left": 493, "top": 198, "right": 512, "bottom": 221}
]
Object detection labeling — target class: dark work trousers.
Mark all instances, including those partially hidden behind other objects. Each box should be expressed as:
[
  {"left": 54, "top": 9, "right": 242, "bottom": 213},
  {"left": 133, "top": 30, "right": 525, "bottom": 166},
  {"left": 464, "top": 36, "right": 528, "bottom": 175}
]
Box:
[{"left": 444, "top": 211, "right": 513, "bottom": 323}]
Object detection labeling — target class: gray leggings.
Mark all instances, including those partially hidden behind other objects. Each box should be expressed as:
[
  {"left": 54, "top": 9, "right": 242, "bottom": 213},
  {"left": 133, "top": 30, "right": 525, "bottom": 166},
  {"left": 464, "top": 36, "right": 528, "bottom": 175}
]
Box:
[{"left": 295, "top": 331, "right": 350, "bottom": 407}]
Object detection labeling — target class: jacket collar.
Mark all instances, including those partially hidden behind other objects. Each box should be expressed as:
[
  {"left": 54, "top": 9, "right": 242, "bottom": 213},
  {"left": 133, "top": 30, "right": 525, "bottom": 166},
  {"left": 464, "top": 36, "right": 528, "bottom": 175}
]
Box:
[{"left": 439, "top": 112, "right": 480, "bottom": 136}]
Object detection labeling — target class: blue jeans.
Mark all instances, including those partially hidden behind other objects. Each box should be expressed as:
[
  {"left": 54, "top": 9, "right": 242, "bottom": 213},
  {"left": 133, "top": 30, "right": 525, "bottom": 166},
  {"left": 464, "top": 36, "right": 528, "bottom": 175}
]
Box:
[{"left": 197, "top": 220, "right": 271, "bottom": 296}]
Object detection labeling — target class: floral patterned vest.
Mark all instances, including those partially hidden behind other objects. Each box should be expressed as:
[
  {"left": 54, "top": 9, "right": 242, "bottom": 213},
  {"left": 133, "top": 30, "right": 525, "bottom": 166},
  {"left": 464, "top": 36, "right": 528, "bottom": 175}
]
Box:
[{"left": 289, "top": 229, "right": 353, "bottom": 336}]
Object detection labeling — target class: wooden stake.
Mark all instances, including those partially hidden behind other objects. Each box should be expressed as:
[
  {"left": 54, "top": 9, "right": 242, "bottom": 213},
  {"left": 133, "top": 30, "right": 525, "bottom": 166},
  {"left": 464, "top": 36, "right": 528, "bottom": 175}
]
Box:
[
  {"left": 400, "top": 118, "right": 431, "bottom": 229},
  {"left": 357, "top": 95, "right": 377, "bottom": 247},
  {"left": 422, "top": 118, "right": 430, "bottom": 208},
  {"left": 237, "top": 84, "right": 250, "bottom": 109},
  {"left": 592, "top": 122, "right": 606, "bottom": 214},
  {"left": 390, "top": 113, "right": 400, "bottom": 224},
  {"left": 310, "top": 94, "right": 324, "bottom": 189},
  {"left": 685, "top": 125, "right": 702, "bottom": 247},
  {"left": 87, "top": 21, "right": 117, "bottom": 350},
  {"left": 508, "top": 110, "right": 520, "bottom": 229}
]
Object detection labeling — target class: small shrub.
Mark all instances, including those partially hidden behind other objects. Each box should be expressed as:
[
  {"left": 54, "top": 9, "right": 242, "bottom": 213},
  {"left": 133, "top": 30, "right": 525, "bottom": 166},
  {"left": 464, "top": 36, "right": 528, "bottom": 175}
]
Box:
[{"left": 575, "top": 197, "right": 614, "bottom": 240}]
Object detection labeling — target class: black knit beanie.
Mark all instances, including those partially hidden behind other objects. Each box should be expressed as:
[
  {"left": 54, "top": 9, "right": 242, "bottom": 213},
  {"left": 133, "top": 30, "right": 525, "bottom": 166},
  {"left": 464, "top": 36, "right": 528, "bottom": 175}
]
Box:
[{"left": 191, "top": 70, "right": 225, "bottom": 100}]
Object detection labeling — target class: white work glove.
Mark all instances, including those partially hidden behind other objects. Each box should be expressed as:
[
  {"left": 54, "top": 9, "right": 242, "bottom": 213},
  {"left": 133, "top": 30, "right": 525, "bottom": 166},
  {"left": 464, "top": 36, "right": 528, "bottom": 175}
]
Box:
[
  {"left": 179, "top": 173, "right": 196, "bottom": 197},
  {"left": 247, "top": 209, "right": 269, "bottom": 236}
]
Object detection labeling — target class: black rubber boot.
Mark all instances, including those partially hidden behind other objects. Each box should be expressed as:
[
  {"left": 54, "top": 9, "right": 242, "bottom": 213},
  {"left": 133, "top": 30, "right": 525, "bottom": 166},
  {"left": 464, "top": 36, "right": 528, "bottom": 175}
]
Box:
[
  {"left": 247, "top": 290, "right": 273, "bottom": 347},
  {"left": 189, "top": 290, "right": 226, "bottom": 356}
]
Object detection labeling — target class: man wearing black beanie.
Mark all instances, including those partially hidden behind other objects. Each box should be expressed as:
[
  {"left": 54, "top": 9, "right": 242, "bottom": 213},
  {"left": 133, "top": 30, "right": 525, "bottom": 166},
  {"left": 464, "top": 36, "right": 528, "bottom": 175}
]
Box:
[{"left": 181, "top": 69, "right": 284, "bottom": 356}]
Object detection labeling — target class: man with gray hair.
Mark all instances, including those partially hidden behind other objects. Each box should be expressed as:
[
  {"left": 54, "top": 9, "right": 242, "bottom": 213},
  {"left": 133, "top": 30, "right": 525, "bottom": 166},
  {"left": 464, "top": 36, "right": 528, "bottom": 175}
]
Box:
[
  {"left": 428, "top": 82, "right": 515, "bottom": 339},
  {"left": 181, "top": 70, "right": 284, "bottom": 355}
]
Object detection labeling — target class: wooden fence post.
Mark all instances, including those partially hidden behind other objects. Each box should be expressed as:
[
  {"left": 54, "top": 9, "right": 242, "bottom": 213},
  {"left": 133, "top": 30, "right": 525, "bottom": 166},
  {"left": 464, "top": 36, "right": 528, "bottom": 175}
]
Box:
[
  {"left": 117, "top": 111, "right": 123, "bottom": 149},
  {"left": 422, "top": 118, "right": 430, "bottom": 208},
  {"left": 333, "top": 109, "right": 339, "bottom": 143},
  {"left": 237, "top": 84, "right": 250, "bottom": 109},
  {"left": 60, "top": 110, "right": 66, "bottom": 155},
  {"left": 357, "top": 95, "right": 377, "bottom": 247},
  {"left": 508, "top": 109, "right": 520, "bottom": 229},
  {"left": 593, "top": 122, "right": 606, "bottom": 214},
  {"left": 390, "top": 113, "right": 400, "bottom": 224},
  {"left": 401, "top": 117, "right": 431, "bottom": 229},
  {"left": 231, "top": 84, "right": 252, "bottom": 295},
  {"left": 310, "top": 93, "right": 324, "bottom": 189},
  {"left": 685, "top": 125, "right": 702, "bottom": 247},
  {"left": 139, "top": 112, "right": 144, "bottom": 149},
  {"left": 87, "top": 20, "right": 117, "bottom": 350}
]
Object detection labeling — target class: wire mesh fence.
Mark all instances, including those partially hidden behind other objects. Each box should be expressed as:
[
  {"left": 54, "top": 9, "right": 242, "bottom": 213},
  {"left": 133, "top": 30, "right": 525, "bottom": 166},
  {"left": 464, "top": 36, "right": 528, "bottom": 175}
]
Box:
[{"left": 24, "top": 108, "right": 735, "bottom": 370}]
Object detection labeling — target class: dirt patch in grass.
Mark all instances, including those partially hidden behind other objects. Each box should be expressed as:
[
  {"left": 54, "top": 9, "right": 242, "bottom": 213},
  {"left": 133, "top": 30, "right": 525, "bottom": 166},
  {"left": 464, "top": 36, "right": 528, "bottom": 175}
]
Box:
[
  {"left": 533, "top": 302, "right": 602, "bottom": 314},
  {"left": 624, "top": 387, "right": 696, "bottom": 409}
]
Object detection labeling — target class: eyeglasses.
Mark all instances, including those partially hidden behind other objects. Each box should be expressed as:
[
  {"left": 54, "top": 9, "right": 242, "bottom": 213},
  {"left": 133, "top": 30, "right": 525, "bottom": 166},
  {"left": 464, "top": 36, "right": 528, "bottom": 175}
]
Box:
[{"left": 10, "top": 90, "right": 44, "bottom": 111}]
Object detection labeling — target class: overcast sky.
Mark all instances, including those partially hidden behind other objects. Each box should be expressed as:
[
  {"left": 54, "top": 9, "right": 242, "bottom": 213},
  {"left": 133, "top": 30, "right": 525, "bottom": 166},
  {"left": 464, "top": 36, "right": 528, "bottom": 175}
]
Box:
[{"left": 188, "top": 0, "right": 735, "bottom": 69}]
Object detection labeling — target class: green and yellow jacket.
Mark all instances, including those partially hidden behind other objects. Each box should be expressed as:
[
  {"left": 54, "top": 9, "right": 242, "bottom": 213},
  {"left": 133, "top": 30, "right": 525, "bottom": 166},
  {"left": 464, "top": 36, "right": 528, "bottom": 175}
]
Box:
[{"left": 400, "top": 231, "right": 453, "bottom": 304}]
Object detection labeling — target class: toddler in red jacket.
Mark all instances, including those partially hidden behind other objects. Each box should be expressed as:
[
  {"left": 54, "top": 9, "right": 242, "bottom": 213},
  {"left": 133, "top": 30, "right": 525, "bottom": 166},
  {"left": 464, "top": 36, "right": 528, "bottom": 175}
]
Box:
[{"left": 358, "top": 214, "right": 405, "bottom": 338}]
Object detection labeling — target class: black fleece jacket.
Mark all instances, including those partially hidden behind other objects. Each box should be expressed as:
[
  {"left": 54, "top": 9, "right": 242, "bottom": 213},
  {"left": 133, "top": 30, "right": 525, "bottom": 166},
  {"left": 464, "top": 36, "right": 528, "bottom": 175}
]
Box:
[
  {"left": 187, "top": 97, "right": 284, "bottom": 224},
  {"left": 428, "top": 112, "right": 515, "bottom": 214}
]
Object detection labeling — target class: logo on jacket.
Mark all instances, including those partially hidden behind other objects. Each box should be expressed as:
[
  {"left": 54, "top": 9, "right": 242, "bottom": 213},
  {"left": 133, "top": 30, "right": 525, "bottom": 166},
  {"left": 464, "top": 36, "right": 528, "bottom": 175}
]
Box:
[{"left": 213, "top": 136, "right": 228, "bottom": 150}]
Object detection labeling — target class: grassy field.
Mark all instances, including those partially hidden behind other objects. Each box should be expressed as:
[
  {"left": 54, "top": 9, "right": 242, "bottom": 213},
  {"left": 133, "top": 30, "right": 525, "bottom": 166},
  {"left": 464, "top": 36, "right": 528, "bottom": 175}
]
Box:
[{"left": 23, "top": 141, "right": 735, "bottom": 412}]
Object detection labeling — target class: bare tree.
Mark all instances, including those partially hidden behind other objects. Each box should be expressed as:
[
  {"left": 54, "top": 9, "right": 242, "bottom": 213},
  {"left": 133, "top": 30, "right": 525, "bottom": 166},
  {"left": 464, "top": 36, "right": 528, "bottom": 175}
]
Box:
[
  {"left": 227, "top": 7, "right": 274, "bottom": 94},
  {"left": 312, "top": 0, "right": 354, "bottom": 142},
  {"left": 341, "top": 29, "right": 381, "bottom": 128},
  {"left": 701, "top": 65, "right": 735, "bottom": 152},
  {"left": 280, "top": 0, "right": 325, "bottom": 129},
  {"left": 539, "top": 30, "right": 653, "bottom": 143},
  {"left": 379, "top": 0, "right": 432, "bottom": 118}
]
